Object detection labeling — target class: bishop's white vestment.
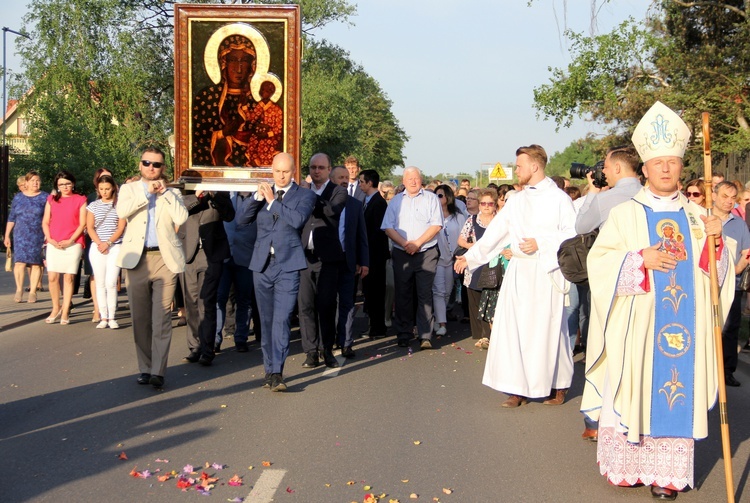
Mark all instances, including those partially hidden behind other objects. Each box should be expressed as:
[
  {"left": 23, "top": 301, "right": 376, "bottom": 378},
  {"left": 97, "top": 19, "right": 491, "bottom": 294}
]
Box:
[{"left": 581, "top": 188, "right": 733, "bottom": 489}]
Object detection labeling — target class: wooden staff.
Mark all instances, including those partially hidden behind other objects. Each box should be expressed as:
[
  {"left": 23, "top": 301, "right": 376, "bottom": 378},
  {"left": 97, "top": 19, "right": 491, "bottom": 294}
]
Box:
[{"left": 701, "top": 111, "right": 735, "bottom": 503}]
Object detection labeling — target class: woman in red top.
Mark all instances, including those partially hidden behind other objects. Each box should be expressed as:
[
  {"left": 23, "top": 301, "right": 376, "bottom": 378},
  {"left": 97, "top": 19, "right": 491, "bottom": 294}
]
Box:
[{"left": 42, "top": 171, "right": 87, "bottom": 324}]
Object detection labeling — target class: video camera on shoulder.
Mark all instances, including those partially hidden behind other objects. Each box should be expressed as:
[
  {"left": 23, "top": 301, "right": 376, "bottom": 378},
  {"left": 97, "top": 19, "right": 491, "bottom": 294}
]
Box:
[{"left": 570, "top": 160, "right": 607, "bottom": 189}]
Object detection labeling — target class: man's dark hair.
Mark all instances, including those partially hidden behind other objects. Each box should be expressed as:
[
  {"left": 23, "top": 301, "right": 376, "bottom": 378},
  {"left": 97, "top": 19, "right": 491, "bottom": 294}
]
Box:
[
  {"left": 142, "top": 146, "right": 166, "bottom": 159},
  {"left": 360, "top": 169, "right": 380, "bottom": 187},
  {"left": 607, "top": 145, "right": 640, "bottom": 172},
  {"left": 550, "top": 176, "right": 566, "bottom": 190}
]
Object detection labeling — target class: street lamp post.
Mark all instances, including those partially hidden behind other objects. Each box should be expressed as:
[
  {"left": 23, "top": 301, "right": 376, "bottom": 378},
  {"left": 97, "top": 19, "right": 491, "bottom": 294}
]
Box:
[{"left": 2, "top": 27, "right": 31, "bottom": 248}]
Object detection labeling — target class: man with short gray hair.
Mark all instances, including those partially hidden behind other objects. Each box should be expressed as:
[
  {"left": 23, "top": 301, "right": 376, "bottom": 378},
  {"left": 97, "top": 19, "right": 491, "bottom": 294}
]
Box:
[{"left": 381, "top": 167, "right": 443, "bottom": 349}]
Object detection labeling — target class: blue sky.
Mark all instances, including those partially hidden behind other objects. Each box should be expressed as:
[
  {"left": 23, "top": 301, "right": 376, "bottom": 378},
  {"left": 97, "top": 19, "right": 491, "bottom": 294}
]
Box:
[{"left": 2, "top": 0, "right": 652, "bottom": 176}]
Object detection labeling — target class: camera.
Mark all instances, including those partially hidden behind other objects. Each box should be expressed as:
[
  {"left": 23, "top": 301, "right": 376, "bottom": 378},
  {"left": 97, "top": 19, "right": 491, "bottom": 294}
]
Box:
[{"left": 570, "top": 160, "right": 607, "bottom": 189}]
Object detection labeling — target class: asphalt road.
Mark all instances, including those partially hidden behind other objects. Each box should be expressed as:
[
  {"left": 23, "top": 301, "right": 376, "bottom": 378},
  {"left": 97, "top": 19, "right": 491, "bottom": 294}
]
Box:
[{"left": 2, "top": 297, "right": 750, "bottom": 503}]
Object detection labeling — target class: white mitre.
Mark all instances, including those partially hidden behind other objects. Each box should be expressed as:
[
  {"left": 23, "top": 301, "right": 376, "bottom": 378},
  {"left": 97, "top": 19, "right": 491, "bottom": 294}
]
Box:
[{"left": 631, "top": 101, "right": 691, "bottom": 162}]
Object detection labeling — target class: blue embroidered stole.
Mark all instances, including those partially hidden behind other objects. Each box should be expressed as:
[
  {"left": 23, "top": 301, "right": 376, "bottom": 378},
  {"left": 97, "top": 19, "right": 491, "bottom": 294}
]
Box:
[{"left": 645, "top": 207, "right": 695, "bottom": 438}]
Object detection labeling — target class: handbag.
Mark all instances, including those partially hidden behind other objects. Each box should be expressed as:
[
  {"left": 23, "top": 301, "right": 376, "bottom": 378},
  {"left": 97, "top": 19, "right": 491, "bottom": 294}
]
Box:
[
  {"left": 5, "top": 248, "right": 11, "bottom": 272},
  {"left": 477, "top": 256, "right": 503, "bottom": 290},
  {"left": 739, "top": 265, "right": 750, "bottom": 292}
]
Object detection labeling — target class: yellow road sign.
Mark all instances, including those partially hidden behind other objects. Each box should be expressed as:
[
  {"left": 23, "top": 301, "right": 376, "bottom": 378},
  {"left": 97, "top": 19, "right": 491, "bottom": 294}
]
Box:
[{"left": 489, "top": 163, "right": 507, "bottom": 179}]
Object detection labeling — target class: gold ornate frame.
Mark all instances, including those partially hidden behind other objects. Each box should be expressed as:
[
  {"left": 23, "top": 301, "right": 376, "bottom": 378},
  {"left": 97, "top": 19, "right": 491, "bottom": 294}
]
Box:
[{"left": 174, "top": 3, "right": 301, "bottom": 189}]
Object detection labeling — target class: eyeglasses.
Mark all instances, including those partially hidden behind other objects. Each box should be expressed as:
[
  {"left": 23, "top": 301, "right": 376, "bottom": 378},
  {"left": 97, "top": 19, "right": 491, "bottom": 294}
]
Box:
[
  {"left": 58, "top": 183, "right": 73, "bottom": 187},
  {"left": 686, "top": 191, "right": 702, "bottom": 197},
  {"left": 141, "top": 160, "right": 164, "bottom": 168},
  {"left": 466, "top": 197, "right": 478, "bottom": 202},
  {"left": 480, "top": 201, "right": 495, "bottom": 207}
]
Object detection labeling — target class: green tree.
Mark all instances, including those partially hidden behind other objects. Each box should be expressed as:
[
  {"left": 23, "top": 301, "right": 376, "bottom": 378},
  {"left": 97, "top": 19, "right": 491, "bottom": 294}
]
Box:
[
  {"left": 301, "top": 40, "right": 407, "bottom": 176},
  {"left": 546, "top": 134, "right": 607, "bottom": 178},
  {"left": 533, "top": 1, "right": 750, "bottom": 163},
  {"left": 10, "top": 0, "right": 406, "bottom": 192}
]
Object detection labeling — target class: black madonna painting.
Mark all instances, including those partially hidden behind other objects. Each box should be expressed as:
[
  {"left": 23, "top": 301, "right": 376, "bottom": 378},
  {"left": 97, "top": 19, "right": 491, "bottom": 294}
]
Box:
[{"left": 174, "top": 4, "right": 301, "bottom": 186}]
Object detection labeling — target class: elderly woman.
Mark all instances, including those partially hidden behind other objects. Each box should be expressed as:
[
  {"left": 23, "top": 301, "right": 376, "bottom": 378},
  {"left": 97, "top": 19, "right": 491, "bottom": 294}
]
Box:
[
  {"left": 684, "top": 178, "right": 707, "bottom": 208},
  {"left": 432, "top": 184, "right": 467, "bottom": 336},
  {"left": 42, "top": 171, "right": 87, "bottom": 324},
  {"left": 4, "top": 171, "right": 49, "bottom": 303},
  {"left": 457, "top": 188, "right": 498, "bottom": 344}
]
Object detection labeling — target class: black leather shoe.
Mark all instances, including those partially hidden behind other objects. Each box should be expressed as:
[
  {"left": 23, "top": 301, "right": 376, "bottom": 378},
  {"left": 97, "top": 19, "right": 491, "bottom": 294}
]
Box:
[
  {"left": 262, "top": 373, "right": 272, "bottom": 388},
  {"left": 149, "top": 375, "right": 164, "bottom": 388},
  {"left": 214, "top": 343, "right": 222, "bottom": 354},
  {"left": 270, "top": 373, "right": 287, "bottom": 392},
  {"left": 341, "top": 346, "right": 355, "bottom": 358},
  {"left": 137, "top": 373, "right": 151, "bottom": 385},
  {"left": 183, "top": 351, "right": 200, "bottom": 363},
  {"left": 323, "top": 349, "right": 339, "bottom": 368},
  {"left": 302, "top": 352, "right": 319, "bottom": 368},
  {"left": 369, "top": 331, "right": 387, "bottom": 340},
  {"left": 397, "top": 338, "right": 409, "bottom": 347},
  {"left": 650, "top": 485, "right": 678, "bottom": 500},
  {"left": 236, "top": 341, "right": 249, "bottom": 353},
  {"left": 198, "top": 354, "right": 214, "bottom": 366},
  {"left": 725, "top": 373, "right": 741, "bottom": 387}
]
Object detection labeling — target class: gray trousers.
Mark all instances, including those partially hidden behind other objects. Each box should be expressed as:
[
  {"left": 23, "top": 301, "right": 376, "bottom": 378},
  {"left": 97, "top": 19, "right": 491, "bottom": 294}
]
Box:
[
  {"left": 392, "top": 246, "right": 438, "bottom": 340},
  {"left": 126, "top": 251, "right": 178, "bottom": 377}
]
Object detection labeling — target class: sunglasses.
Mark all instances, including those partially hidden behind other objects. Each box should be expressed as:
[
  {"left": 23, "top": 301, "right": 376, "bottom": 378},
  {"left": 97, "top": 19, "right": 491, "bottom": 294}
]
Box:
[
  {"left": 437, "top": 193, "right": 445, "bottom": 198},
  {"left": 141, "top": 160, "right": 164, "bottom": 168},
  {"left": 480, "top": 201, "right": 495, "bottom": 207},
  {"left": 686, "top": 191, "right": 702, "bottom": 197},
  {"left": 58, "top": 183, "right": 73, "bottom": 187}
]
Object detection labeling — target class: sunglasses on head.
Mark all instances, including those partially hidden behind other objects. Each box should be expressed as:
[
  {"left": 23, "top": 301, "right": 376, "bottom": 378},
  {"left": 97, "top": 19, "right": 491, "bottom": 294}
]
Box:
[
  {"left": 686, "top": 191, "right": 702, "bottom": 197},
  {"left": 141, "top": 160, "right": 164, "bottom": 168}
]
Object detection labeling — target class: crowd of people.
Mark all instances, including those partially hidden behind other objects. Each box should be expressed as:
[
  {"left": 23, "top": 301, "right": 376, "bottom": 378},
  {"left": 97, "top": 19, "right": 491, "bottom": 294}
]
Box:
[{"left": 5, "top": 101, "right": 750, "bottom": 500}]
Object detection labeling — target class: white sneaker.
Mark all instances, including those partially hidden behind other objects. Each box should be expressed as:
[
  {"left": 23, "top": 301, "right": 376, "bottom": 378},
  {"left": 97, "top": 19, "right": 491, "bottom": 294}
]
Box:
[
  {"left": 435, "top": 326, "right": 447, "bottom": 336},
  {"left": 96, "top": 320, "right": 108, "bottom": 329},
  {"left": 109, "top": 320, "right": 120, "bottom": 329}
]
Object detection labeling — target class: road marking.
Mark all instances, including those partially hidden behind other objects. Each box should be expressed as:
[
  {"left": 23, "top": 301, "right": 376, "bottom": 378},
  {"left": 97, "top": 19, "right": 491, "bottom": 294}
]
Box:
[
  {"left": 246, "top": 469, "right": 286, "bottom": 503},
  {"left": 322, "top": 355, "right": 346, "bottom": 377}
]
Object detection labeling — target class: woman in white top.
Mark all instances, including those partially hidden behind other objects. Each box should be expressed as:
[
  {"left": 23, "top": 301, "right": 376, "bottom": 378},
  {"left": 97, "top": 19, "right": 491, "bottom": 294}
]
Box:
[
  {"left": 432, "top": 185, "right": 467, "bottom": 336},
  {"left": 86, "top": 175, "right": 126, "bottom": 329}
]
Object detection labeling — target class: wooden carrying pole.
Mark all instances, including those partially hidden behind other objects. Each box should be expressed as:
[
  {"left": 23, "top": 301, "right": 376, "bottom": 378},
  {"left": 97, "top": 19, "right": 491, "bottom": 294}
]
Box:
[{"left": 701, "top": 111, "right": 735, "bottom": 503}]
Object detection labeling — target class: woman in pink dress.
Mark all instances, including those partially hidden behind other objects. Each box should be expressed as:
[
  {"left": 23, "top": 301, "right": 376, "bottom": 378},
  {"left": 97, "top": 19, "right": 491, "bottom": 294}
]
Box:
[{"left": 42, "top": 171, "right": 87, "bottom": 324}]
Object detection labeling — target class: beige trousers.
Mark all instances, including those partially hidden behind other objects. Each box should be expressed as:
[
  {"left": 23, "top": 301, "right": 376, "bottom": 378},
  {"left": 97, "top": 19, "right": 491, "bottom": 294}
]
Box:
[{"left": 125, "top": 251, "right": 177, "bottom": 377}]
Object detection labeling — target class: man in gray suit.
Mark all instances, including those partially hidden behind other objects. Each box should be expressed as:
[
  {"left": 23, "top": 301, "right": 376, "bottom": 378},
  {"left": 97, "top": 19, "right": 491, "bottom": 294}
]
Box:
[{"left": 116, "top": 147, "right": 188, "bottom": 388}]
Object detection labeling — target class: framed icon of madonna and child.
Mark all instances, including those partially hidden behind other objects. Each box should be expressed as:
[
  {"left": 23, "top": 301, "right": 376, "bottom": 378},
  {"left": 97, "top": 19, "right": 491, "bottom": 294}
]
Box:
[{"left": 174, "top": 3, "right": 301, "bottom": 189}]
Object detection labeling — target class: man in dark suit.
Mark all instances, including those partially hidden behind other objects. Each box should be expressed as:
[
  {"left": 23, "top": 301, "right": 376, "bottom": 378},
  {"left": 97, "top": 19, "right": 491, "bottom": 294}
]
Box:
[
  {"left": 344, "top": 155, "right": 367, "bottom": 203},
  {"left": 236, "top": 153, "right": 316, "bottom": 391},
  {"left": 359, "top": 169, "right": 390, "bottom": 339},
  {"left": 330, "top": 167, "right": 369, "bottom": 357},
  {"left": 216, "top": 191, "right": 261, "bottom": 353},
  {"left": 180, "top": 190, "right": 235, "bottom": 366},
  {"left": 298, "top": 153, "right": 347, "bottom": 368}
]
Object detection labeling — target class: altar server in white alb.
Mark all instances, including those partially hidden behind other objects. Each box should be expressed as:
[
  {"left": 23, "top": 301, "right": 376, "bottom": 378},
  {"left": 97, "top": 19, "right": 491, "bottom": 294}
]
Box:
[
  {"left": 455, "top": 144, "right": 576, "bottom": 408},
  {"left": 581, "top": 101, "right": 733, "bottom": 501}
]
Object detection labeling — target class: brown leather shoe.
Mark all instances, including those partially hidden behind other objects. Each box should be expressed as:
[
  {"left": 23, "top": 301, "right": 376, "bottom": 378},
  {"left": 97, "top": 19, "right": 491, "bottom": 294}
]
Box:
[
  {"left": 501, "top": 395, "right": 528, "bottom": 408},
  {"left": 650, "top": 485, "right": 678, "bottom": 500},
  {"left": 543, "top": 388, "right": 568, "bottom": 405},
  {"left": 581, "top": 427, "right": 598, "bottom": 442}
]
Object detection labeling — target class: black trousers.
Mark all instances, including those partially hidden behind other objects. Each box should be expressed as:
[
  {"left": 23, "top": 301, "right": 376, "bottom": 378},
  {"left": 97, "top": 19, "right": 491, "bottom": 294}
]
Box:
[
  {"left": 722, "top": 290, "right": 742, "bottom": 374},
  {"left": 298, "top": 255, "right": 340, "bottom": 353},
  {"left": 362, "top": 258, "right": 387, "bottom": 335}
]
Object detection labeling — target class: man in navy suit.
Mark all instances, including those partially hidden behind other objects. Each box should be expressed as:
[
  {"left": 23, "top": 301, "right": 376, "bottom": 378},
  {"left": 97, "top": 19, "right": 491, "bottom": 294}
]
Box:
[
  {"left": 358, "top": 169, "right": 390, "bottom": 339},
  {"left": 330, "top": 167, "right": 369, "bottom": 357},
  {"left": 344, "top": 155, "right": 367, "bottom": 203},
  {"left": 236, "top": 153, "right": 316, "bottom": 391},
  {"left": 298, "top": 153, "right": 347, "bottom": 368}
]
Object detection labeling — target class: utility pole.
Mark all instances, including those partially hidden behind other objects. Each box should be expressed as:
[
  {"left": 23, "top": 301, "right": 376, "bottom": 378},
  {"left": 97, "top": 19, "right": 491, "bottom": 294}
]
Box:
[{"left": 2, "top": 27, "right": 31, "bottom": 246}]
